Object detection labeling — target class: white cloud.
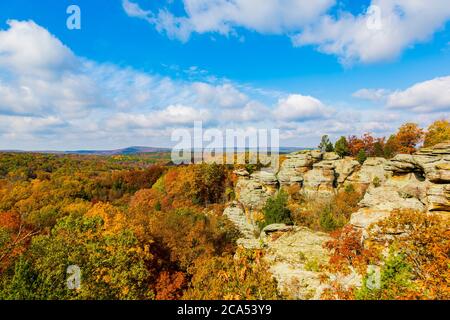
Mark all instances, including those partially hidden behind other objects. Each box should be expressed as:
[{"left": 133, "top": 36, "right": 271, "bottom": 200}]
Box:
[
  {"left": 221, "top": 101, "right": 270, "bottom": 122},
  {"left": 274, "top": 94, "right": 332, "bottom": 121},
  {"left": 106, "top": 104, "right": 212, "bottom": 130},
  {"left": 352, "top": 88, "right": 390, "bottom": 101},
  {"left": 0, "top": 115, "right": 67, "bottom": 141},
  {"left": 0, "top": 20, "right": 101, "bottom": 118},
  {"left": 292, "top": 0, "right": 450, "bottom": 64},
  {"left": 0, "top": 20, "right": 76, "bottom": 77},
  {"left": 122, "top": 0, "right": 151, "bottom": 18},
  {"left": 1, "top": 19, "right": 447, "bottom": 150},
  {"left": 122, "top": 0, "right": 335, "bottom": 42},
  {"left": 386, "top": 76, "right": 450, "bottom": 112},
  {"left": 353, "top": 76, "right": 450, "bottom": 113},
  {"left": 123, "top": 0, "right": 450, "bottom": 64},
  {"left": 192, "top": 82, "right": 249, "bottom": 108},
  {"left": 0, "top": 20, "right": 266, "bottom": 149}
]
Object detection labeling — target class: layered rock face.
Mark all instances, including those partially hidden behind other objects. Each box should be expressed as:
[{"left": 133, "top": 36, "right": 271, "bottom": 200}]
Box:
[
  {"left": 351, "top": 142, "right": 450, "bottom": 230},
  {"left": 262, "top": 226, "right": 331, "bottom": 299},
  {"left": 231, "top": 169, "right": 278, "bottom": 247},
  {"left": 235, "top": 169, "right": 278, "bottom": 211},
  {"left": 277, "top": 151, "right": 385, "bottom": 196},
  {"left": 230, "top": 142, "right": 449, "bottom": 240},
  {"left": 277, "top": 150, "right": 322, "bottom": 187},
  {"left": 223, "top": 142, "right": 449, "bottom": 299},
  {"left": 302, "top": 156, "right": 362, "bottom": 195},
  {"left": 345, "top": 157, "right": 389, "bottom": 191},
  {"left": 223, "top": 201, "right": 259, "bottom": 239},
  {"left": 414, "top": 142, "right": 450, "bottom": 215}
]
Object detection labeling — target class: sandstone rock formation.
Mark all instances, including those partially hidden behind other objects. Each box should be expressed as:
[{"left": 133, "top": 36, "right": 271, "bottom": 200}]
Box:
[
  {"left": 345, "top": 157, "right": 390, "bottom": 191},
  {"left": 223, "top": 201, "right": 259, "bottom": 239},
  {"left": 427, "top": 184, "right": 450, "bottom": 213},
  {"left": 262, "top": 225, "right": 331, "bottom": 299},
  {"left": 235, "top": 170, "right": 277, "bottom": 211},
  {"left": 231, "top": 142, "right": 449, "bottom": 243},
  {"left": 334, "top": 158, "right": 361, "bottom": 186},
  {"left": 224, "top": 142, "right": 449, "bottom": 299},
  {"left": 351, "top": 142, "right": 450, "bottom": 231},
  {"left": 415, "top": 142, "right": 450, "bottom": 184},
  {"left": 277, "top": 151, "right": 322, "bottom": 187},
  {"left": 303, "top": 162, "right": 336, "bottom": 196}
]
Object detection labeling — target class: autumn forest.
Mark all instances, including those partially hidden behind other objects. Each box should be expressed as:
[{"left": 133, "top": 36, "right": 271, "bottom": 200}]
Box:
[{"left": 0, "top": 120, "right": 449, "bottom": 300}]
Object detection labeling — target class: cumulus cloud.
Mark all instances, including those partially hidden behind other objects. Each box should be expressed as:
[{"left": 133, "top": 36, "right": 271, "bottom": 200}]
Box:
[
  {"left": 192, "top": 82, "right": 249, "bottom": 109},
  {"left": 0, "top": 20, "right": 298, "bottom": 149},
  {"left": 221, "top": 101, "right": 270, "bottom": 122},
  {"left": 0, "top": 20, "right": 265, "bottom": 135},
  {"left": 122, "top": 0, "right": 151, "bottom": 18},
  {"left": 123, "top": 0, "right": 450, "bottom": 64},
  {"left": 386, "top": 76, "right": 450, "bottom": 112},
  {"left": 274, "top": 94, "right": 332, "bottom": 121},
  {"left": 106, "top": 105, "right": 212, "bottom": 130},
  {"left": 0, "top": 20, "right": 101, "bottom": 118},
  {"left": 292, "top": 0, "right": 450, "bottom": 64},
  {"left": 0, "top": 20, "right": 77, "bottom": 77},
  {"left": 1, "top": 19, "right": 446, "bottom": 150},
  {"left": 122, "top": 0, "right": 335, "bottom": 42},
  {"left": 353, "top": 76, "right": 450, "bottom": 113}
]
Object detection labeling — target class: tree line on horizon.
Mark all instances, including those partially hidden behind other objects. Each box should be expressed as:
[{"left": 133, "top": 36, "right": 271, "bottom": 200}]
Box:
[{"left": 317, "top": 119, "right": 449, "bottom": 164}]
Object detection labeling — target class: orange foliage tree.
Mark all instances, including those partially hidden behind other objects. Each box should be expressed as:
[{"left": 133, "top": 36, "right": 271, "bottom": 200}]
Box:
[
  {"left": 183, "top": 249, "right": 280, "bottom": 300},
  {"left": 322, "top": 210, "right": 449, "bottom": 300},
  {"left": 394, "top": 123, "right": 424, "bottom": 154}
]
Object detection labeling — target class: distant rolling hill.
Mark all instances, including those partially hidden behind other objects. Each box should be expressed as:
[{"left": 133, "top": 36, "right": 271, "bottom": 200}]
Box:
[
  {"left": 0, "top": 146, "right": 171, "bottom": 155},
  {"left": 1, "top": 146, "right": 309, "bottom": 155},
  {"left": 65, "top": 146, "right": 171, "bottom": 155}
]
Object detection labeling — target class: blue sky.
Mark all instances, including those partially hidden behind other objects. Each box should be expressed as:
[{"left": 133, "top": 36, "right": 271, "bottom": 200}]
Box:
[{"left": 0, "top": 0, "right": 449, "bottom": 150}]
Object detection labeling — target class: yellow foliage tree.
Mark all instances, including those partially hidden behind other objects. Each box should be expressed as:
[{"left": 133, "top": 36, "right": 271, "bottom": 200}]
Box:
[{"left": 424, "top": 119, "right": 450, "bottom": 147}]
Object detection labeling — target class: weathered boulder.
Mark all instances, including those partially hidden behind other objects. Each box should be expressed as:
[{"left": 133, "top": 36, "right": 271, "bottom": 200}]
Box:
[
  {"left": 346, "top": 157, "right": 390, "bottom": 190},
  {"left": 425, "top": 162, "right": 450, "bottom": 183},
  {"left": 334, "top": 158, "right": 361, "bottom": 186},
  {"left": 350, "top": 208, "right": 392, "bottom": 231},
  {"left": 263, "top": 227, "right": 331, "bottom": 299},
  {"left": 303, "top": 167, "right": 336, "bottom": 196},
  {"left": 414, "top": 141, "right": 450, "bottom": 183},
  {"left": 358, "top": 185, "right": 425, "bottom": 212},
  {"left": 223, "top": 201, "right": 259, "bottom": 239},
  {"left": 313, "top": 160, "right": 336, "bottom": 170},
  {"left": 384, "top": 172, "right": 428, "bottom": 204},
  {"left": 323, "top": 152, "right": 340, "bottom": 161},
  {"left": 233, "top": 169, "right": 250, "bottom": 177},
  {"left": 310, "top": 150, "right": 323, "bottom": 161},
  {"left": 261, "top": 223, "right": 294, "bottom": 234},
  {"left": 350, "top": 171, "right": 428, "bottom": 231},
  {"left": 260, "top": 223, "right": 294, "bottom": 242},
  {"left": 427, "top": 184, "right": 450, "bottom": 212},
  {"left": 250, "top": 170, "right": 278, "bottom": 186},
  {"left": 235, "top": 174, "right": 275, "bottom": 210},
  {"left": 416, "top": 141, "right": 450, "bottom": 156},
  {"left": 384, "top": 154, "right": 420, "bottom": 173},
  {"left": 277, "top": 151, "right": 321, "bottom": 186}
]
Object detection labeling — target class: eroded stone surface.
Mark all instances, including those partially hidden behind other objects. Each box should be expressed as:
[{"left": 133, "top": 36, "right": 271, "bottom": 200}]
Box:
[
  {"left": 223, "top": 201, "right": 259, "bottom": 239},
  {"left": 226, "top": 142, "right": 449, "bottom": 299},
  {"left": 263, "top": 227, "right": 331, "bottom": 300}
]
